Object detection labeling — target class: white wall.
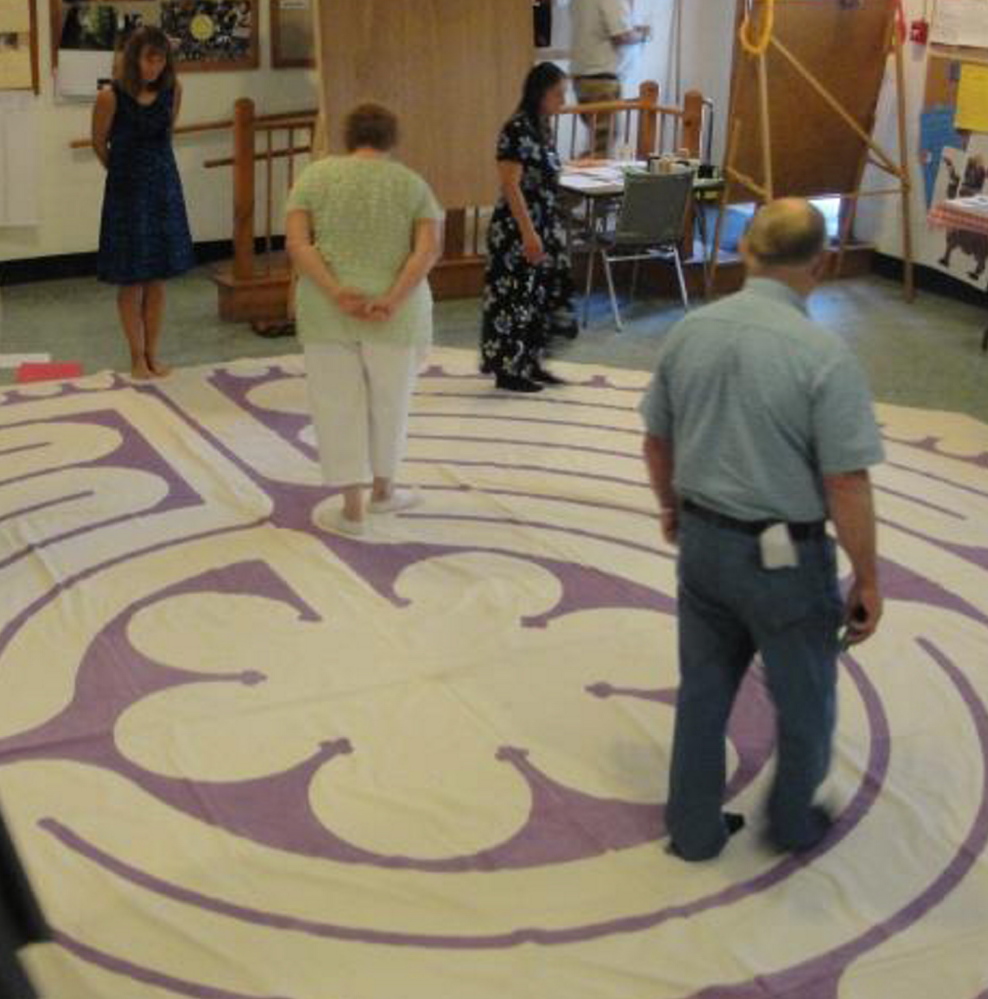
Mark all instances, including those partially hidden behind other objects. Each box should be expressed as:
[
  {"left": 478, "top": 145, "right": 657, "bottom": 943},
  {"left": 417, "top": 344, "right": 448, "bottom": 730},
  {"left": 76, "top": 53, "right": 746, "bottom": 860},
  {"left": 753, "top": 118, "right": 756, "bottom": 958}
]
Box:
[
  {"left": 678, "top": 0, "right": 736, "bottom": 162},
  {"left": 0, "top": 2, "right": 318, "bottom": 263}
]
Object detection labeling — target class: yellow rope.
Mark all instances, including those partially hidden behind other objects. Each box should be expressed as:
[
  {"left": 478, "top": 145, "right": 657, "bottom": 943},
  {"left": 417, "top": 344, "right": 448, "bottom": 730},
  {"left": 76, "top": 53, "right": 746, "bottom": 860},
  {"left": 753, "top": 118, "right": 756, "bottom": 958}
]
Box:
[{"left": 739, "top": 0, "right": 775, "bottom": 56}]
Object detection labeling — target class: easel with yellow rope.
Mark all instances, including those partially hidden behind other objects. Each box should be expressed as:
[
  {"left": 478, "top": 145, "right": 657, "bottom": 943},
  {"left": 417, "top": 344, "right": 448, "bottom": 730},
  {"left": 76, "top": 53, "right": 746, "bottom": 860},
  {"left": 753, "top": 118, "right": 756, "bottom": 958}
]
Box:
[{"left": 708, "top": 0, "right": 915, "bottom": 301}]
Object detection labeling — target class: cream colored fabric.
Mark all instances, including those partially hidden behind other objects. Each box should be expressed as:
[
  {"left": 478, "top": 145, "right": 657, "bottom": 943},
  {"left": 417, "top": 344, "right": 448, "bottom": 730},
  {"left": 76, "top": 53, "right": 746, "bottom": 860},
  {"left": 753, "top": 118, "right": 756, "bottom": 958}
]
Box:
[
  {"left": 0, "top": 352, "right": 985, "bottom": 999},
  {"left": 304, "top": 339, "right": 426, "bottom": 486}
]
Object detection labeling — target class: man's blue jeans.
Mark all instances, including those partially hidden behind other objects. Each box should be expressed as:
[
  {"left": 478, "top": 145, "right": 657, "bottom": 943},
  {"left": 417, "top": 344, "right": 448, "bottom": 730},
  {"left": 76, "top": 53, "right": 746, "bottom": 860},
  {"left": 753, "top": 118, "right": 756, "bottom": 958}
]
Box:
[{"left": 666, "top": 509, "right": 845, "bottom": 860}]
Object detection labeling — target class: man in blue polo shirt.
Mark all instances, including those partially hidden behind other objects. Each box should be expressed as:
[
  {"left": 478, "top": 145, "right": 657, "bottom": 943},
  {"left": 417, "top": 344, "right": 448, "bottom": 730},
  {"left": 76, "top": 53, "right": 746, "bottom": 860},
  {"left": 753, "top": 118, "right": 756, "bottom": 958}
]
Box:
[{"left": 641, "top": 198, "right": 885, "bottom": 861}]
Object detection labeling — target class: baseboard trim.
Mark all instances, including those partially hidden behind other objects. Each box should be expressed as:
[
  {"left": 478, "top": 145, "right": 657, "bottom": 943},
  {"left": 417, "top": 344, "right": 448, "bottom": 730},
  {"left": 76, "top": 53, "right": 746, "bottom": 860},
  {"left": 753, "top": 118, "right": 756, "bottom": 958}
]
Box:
[
  {"left": 872, "top": 252, "right": 988, "bottom": 308},
  {"left": 1, "top": 238, "right": 286, "bottom": 287}
]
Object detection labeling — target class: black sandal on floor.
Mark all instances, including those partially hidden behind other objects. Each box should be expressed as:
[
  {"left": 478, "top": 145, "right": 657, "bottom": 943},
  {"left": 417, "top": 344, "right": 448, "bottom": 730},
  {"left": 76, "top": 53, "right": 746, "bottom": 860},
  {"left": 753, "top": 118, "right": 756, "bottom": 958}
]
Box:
[{"left": 495, "top": 373, "right": 544, "bottom": 393}]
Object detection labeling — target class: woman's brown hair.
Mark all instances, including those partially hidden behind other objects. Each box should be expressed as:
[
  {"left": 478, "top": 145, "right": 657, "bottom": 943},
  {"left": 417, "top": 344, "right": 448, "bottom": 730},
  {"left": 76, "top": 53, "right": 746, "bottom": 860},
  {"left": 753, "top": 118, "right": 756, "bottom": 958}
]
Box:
[
  {"left": 344, "top": 103, "right": 399, "bottom": 153},
  {"left": 118, "top": 26, "right": 176, "bottom": 98}
]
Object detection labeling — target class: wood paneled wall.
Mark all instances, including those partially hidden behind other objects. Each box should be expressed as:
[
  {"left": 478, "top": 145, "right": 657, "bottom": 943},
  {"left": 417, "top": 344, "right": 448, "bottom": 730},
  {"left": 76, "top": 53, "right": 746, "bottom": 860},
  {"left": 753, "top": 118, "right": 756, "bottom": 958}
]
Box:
[{"left": 315, "top": 0, "right": 534, "bottom": 207}]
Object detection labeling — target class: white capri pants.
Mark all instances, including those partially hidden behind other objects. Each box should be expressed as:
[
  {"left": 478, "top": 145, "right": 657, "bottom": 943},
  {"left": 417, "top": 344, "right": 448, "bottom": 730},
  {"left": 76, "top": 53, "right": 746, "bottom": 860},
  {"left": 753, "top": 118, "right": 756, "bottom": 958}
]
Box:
[{"left": 304, "top": 339, "right": 426, "bottom": 488}]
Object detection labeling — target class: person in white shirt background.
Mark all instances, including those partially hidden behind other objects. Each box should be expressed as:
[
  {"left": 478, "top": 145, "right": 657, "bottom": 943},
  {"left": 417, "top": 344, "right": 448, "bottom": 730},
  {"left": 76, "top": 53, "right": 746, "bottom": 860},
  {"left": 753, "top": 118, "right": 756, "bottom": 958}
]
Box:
[{"left": 570, "top": 0, "right": 652, "bottom": 157}]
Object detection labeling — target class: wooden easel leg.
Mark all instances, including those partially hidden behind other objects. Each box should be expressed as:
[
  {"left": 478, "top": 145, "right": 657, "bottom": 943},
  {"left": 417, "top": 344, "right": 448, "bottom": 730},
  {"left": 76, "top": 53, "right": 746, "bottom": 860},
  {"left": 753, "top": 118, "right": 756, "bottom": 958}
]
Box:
[
  {"left": 836, "top": 194, "right": 857, "bottom": 279},
  {"left": 757, "top": 52, "right": 774, "bottom": 201},
  {"left": 892, "top": 18, "right": 915, "bottom": 302},
  {"left": 709, "top": 119, "right": 744, "bottom": 297},
  {"left": 707, "top": 192, "right": 729, "bottom": 297}
]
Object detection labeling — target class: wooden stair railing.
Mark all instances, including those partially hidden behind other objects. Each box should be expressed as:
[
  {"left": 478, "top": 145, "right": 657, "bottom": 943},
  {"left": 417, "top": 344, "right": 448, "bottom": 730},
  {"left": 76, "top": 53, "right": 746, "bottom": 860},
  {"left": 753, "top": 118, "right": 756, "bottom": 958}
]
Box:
[
  {"left": 72, "top": 85, "right": 712, "bottom": 323},
  {"left": 205, "top": 98, "right": 317, "bottom": 323}
]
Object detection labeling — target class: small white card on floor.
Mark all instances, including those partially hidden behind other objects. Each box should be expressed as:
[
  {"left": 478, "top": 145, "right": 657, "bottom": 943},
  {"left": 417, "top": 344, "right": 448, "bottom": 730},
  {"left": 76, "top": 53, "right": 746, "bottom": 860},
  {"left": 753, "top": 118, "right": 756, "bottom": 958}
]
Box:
[
  {"left": 760, "top": 523, "right": 799, "bottom": 570},
  {"left": 0, "top": 353, "right": 50, "bottom": 368}
]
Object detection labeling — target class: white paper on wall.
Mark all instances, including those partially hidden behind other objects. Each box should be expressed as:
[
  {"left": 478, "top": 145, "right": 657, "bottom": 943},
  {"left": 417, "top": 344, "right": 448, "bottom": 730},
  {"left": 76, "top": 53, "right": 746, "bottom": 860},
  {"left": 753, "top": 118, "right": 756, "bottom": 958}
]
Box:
[
  {"left": 931, "top": 0, "right": 988, "bottom": 49},
  {"left": 56, "top": 49, "right": 114, "bottom": 102},
  {"left": 0, "top": 90, "right": 38, "bottom": 226},
  {"left": 930, "top": 143, "right": 988, "bottom": 290}
]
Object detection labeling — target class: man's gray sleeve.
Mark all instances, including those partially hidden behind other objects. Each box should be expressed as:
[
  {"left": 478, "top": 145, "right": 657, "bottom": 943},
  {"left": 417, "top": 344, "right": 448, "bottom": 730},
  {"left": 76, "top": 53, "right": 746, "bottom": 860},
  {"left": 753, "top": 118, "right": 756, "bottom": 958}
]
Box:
[
  {"left": 640, "top": 361, "right": 673, "bottom": 439},
  {"left": 812, "top": 351, "right": 886, "bottom": 475}
]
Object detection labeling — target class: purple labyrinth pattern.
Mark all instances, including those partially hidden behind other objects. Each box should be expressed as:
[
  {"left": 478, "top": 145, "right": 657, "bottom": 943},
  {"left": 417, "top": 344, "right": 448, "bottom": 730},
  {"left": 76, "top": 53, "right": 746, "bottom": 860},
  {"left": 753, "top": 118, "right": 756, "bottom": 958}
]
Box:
[{"left": 0, "top": 352, "right": 986, "bottom": 999}]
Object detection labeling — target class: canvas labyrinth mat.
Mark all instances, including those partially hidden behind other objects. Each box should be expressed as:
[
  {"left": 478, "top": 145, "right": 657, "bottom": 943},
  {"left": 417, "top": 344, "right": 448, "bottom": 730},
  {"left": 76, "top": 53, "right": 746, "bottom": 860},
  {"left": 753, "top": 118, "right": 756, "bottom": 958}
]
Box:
[{"left": 0, "top": 349, "right": 986, "bottom": 999}]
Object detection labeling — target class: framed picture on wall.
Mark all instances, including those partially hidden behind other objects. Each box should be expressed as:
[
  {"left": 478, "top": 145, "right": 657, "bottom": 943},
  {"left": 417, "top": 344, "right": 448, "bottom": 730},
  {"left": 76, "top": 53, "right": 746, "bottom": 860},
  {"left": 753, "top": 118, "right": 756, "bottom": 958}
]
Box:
[
  {"left": 0, "top": 0, "right": 40, "bottom": 93},
  {"left": 160, "top": 0, "right": 258, "bottom": 71},
  {"left": 51, "top": 0, "right": 136, "bottom": 99},
  {"left": 270, "top": 0, "right": 313, "bottom": 69},
  {"left": 50, "top": 0, "right": 257, "bottom": 93}
]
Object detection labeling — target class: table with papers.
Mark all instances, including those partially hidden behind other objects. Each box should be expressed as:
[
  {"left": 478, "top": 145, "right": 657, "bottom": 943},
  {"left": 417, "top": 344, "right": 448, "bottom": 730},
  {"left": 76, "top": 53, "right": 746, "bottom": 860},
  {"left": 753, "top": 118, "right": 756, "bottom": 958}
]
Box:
[{"left": 559, "top": 160, "right": 726, "bottom": 271}]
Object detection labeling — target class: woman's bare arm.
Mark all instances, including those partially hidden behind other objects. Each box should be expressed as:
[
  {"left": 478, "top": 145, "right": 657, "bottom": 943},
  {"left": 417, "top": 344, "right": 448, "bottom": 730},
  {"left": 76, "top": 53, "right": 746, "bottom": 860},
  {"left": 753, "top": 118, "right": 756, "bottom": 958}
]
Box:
[
  {"left": 172, "top": 79, "right": 183, "bottom": 127},
  {"left": 497, "top": 160, "right": 545, "bottom": 264},
  {"left": 91, "top": 87, "right": 116, "bottom": 170}
]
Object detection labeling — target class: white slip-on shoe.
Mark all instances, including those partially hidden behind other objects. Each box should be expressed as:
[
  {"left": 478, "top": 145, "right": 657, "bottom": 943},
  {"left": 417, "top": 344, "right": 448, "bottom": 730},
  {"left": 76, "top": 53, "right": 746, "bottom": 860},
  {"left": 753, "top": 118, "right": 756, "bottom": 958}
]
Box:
[
  {"left": 367, "top": 489, "right": 422, "bottom": 515},
  {"left": 317, "top": 509, "right": 366, "bottom": 537}
]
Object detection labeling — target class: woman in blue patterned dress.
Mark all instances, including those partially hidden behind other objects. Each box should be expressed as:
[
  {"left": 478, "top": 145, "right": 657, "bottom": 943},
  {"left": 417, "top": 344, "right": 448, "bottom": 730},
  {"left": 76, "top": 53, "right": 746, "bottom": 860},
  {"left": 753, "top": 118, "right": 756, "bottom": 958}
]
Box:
[
  {"left": 92, "top": 27, "right": 195, "bottom": 380},
  {"left": 480, "top": 62, "right": 577, "bottom": 393}
]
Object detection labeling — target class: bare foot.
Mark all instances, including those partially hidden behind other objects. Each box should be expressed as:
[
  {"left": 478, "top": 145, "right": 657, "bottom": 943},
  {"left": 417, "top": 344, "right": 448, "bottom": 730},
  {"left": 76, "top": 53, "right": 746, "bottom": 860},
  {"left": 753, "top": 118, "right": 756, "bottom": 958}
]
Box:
[
  {"left": 130, "top": 361, "right": 154, "bottom": 380},
  {"left": 147, "top": 358, "right": 173, "bottom": 378}
]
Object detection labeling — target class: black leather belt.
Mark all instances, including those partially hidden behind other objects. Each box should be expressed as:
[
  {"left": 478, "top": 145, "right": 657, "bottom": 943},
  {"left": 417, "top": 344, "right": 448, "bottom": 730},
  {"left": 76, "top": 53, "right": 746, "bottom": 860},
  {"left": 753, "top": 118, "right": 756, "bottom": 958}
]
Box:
[
  {"left": 682, "top": 500, "right": 826, "bottom": 540},
  {"left": 576, "top": 73, "right": 619, "bottom": 81}
]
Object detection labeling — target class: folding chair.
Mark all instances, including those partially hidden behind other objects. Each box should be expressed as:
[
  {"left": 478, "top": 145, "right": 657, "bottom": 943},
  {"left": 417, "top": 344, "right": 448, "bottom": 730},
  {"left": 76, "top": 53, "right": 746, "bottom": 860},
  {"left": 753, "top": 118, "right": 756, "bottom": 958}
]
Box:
[{"left": 583, "top": 170, "right": 693, "bottom": 331}]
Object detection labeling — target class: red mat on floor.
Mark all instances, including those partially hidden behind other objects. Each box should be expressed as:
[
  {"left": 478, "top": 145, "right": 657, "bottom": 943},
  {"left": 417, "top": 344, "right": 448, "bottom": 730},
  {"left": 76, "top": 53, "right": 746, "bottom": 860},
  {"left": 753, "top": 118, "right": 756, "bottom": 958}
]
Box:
[{"left": 15, "top": 363, "right": 84, "bottom": 384}]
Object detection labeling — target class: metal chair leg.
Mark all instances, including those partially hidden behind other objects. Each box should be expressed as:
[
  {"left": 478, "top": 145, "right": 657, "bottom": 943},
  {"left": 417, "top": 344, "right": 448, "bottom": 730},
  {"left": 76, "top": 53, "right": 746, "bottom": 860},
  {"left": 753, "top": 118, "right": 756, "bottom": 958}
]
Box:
[
  {"left": 630, "top": 259, "right": 641, "bottom": 303},
  {"left": 673, "top": 247, "right": 690, "bottom": 312},
  {"left": 602, "top": 252, "right": 623, "bottom": 331},
  {"left": 583, "top": 247, "right": 596, "bottom": 328}
]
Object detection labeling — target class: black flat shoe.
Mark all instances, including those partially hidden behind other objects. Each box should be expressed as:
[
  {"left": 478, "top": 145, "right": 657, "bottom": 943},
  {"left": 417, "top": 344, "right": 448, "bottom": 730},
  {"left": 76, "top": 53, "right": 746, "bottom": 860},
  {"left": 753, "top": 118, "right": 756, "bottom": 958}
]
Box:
[
  {"left": 495, "top": 373, "right": 544, "bottom": 393},
  {"left": 532, "top": 364, "right": 566, "bottom": 386}
]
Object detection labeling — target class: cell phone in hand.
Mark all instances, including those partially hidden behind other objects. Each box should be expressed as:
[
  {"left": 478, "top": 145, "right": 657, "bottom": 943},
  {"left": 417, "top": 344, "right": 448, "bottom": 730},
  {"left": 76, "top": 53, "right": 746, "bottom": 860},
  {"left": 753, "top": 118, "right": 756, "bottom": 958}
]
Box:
[{"left": 839, "top": 605, "right": 869, "bottom": 651}]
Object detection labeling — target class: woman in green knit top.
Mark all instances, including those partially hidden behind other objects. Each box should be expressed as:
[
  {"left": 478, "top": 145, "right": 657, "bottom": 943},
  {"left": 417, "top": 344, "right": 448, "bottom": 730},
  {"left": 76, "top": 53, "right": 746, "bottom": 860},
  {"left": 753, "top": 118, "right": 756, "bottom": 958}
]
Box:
[{"left": 287, "top": 104, "right": 444, "bottom": 537}]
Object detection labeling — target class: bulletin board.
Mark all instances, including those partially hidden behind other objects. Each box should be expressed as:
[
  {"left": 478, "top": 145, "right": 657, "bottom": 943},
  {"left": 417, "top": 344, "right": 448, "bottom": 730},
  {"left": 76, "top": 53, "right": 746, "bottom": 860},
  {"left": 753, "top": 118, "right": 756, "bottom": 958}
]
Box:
[
  {"left": 0, "top": 0, "right": 40, "bottom": 93},
  {"left": 918, "top": 28, "right": 988, "bottom": 208},
  {"left": 919, "top": 5, "right": 988, "bottom": 294},
  {"left": 315, "top": 0, "right": 533, "bottom": 208},
  {"left": 270, "top": 0, "right": 314, "bottom": 68},
  {"left": 726, "top": 0, "right": 899, "bottom": 201}
]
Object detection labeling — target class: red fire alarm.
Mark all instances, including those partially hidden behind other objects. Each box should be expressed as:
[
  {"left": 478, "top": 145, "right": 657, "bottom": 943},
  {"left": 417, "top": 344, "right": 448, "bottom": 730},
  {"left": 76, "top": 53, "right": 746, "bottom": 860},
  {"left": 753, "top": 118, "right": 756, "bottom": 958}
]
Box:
[{"left": 910, "top": 18, "right": 930, "bottom": 44}]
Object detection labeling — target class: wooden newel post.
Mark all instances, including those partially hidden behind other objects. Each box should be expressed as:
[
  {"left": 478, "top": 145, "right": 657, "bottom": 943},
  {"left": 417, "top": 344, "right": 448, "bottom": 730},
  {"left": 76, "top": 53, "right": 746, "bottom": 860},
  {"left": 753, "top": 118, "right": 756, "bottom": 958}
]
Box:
[
  {"left": 636, "top": 80, "right": 660, "bottom": 159},
  {"left": 444, "top": 209, "right": 467, "bottom": 261},
  {"left": 233, "top": 98, "right": 256, "bottom": 282},
  {"left": 681, "top": 90, "right": 704, "bottom": 158}
]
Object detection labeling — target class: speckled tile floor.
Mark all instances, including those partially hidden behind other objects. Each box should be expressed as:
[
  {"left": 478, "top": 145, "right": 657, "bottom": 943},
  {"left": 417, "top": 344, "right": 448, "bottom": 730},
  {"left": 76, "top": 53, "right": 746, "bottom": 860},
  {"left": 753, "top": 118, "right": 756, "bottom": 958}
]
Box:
[{"left": 1, "top": 267, "right": 986, "bottom": 420}]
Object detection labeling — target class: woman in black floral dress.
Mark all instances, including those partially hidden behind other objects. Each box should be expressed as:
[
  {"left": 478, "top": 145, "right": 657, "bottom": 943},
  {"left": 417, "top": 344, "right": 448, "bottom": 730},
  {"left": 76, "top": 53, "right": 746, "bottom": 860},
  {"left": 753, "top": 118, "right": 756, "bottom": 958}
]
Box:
[{"left": 481, "top": 62, "right": 577, "bottom": 393}]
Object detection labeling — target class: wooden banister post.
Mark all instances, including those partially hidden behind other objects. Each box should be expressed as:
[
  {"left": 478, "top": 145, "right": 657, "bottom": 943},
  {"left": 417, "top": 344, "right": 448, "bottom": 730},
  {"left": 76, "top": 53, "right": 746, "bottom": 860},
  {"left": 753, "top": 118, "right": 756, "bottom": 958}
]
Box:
[
  {"left": 678, "top": 91, "right": 705, "bottom": 264},
  {"left": 233, "top": 98, "right": 256, "bottom": 282},
  {"left": 444, "top": 209, "right": 467, "bottom": 261},
  {"left": 681, "top": 90, "right": 704, "bottom": 158},
  {"left": 636, "top": 80, "right": 660, "bottom": 160}
]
